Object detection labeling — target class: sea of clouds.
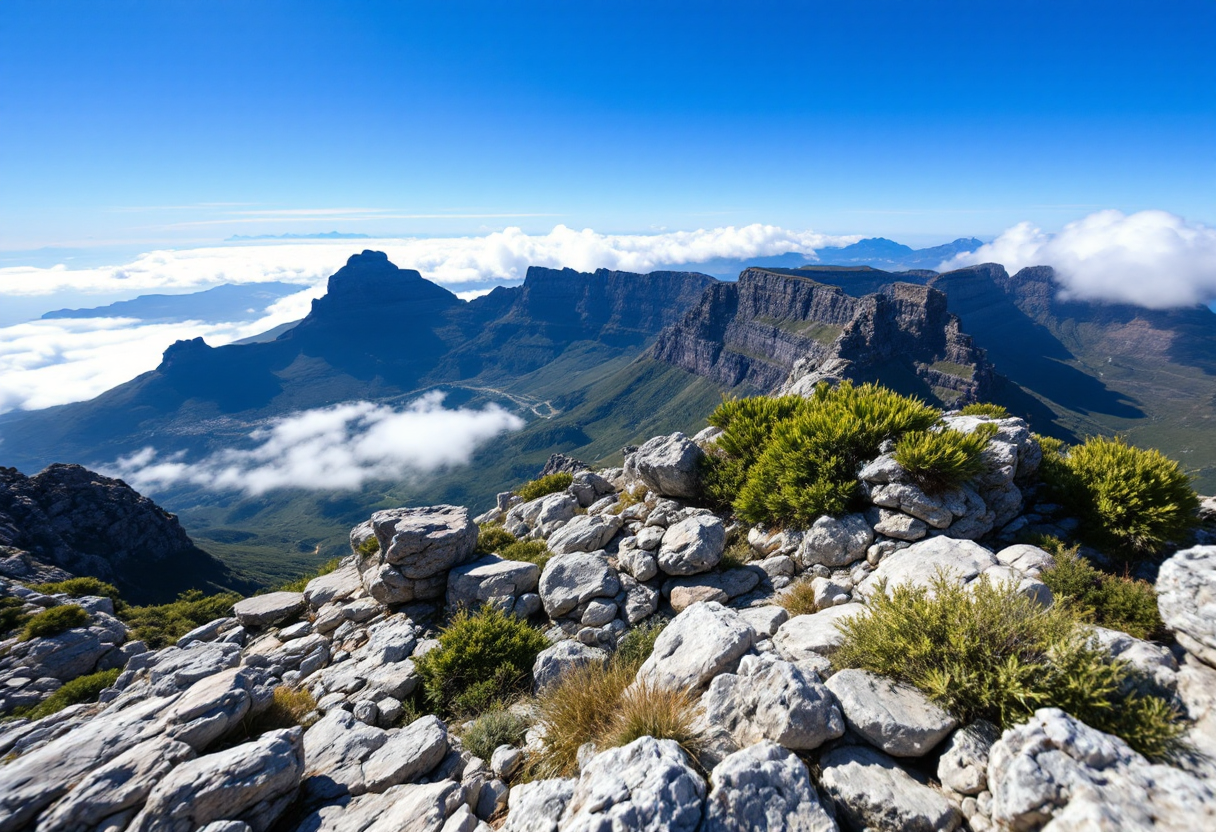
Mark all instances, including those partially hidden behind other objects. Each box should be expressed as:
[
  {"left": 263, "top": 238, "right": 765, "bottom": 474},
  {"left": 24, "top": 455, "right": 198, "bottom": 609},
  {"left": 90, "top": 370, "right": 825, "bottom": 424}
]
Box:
[{"left": 106, "top": 392, "right": 525, "bottom": 496}]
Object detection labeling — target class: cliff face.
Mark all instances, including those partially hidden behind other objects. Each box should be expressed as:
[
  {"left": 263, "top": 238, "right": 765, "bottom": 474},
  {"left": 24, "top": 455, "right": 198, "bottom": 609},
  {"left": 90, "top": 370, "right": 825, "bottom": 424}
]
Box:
[
  {"left": 652, "top": 268, "right": 992, "bottom": 404},
  {"left": 0, "top": 464, "right": 247, "bottom": 603}
]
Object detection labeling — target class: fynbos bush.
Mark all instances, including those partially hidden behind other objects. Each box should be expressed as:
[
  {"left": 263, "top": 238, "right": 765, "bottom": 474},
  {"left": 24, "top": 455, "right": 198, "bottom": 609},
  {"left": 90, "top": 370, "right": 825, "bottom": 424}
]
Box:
[
  {"left": 893, "top": 423, "right": 996, "bottom": 493},
  {"left": 515, "top": 472, "right": 574, "bottom": 502}
]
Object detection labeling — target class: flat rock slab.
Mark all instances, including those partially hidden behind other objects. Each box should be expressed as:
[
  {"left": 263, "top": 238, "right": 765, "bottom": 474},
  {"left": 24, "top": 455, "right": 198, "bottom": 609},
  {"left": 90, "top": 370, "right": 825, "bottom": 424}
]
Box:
[
  {"left": 702, "top": 742, "right": 836, "bottom": 832},
  {"left": 635, "top": 601, "right": 754, "bottom": 694},
  {"left": 362, "top": 715, "right": 448, "bottom": 793},
  {"left": 819, "top": 744, "right": 960, "bottom": 832},
  {"left": 547, "top": 514, "right": 622, "bottom": 556},
  {"left": 825, "top": 669, "right": 956, "bottom": 757},
  {"left": 1157, "top": 545, "right": 1216, "bottom": 668},
  {"left": 772, "top": 604, "right": 866, "bottom": 664},
  {"left": 447, "top": 555, "right": 540, "bottom": 610},
  {"left": 234, "top": 592, "right": 306, "bottom": 629}
]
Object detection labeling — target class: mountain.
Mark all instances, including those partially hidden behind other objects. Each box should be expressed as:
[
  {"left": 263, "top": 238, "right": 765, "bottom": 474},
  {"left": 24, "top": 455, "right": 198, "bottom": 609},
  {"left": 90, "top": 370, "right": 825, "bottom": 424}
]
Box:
[
  {"left": 0, "top": 463, "right": 249, "bottom": 603},
  {"left": 40, "top": 282, "right": 302, "bottom": 324},
  {"left": 814, "top": 237, "right": 984, "bottom": 271}
]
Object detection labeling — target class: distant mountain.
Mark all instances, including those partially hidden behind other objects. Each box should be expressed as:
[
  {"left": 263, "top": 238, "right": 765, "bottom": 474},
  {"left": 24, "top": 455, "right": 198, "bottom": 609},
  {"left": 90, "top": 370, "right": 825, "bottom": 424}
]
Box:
[
  {"left": 814, "top": 237, "right": 984, "bottom": 271},
  {"left": 664, "top": 252, "right": 815, "bottom": 279},
  {"left": 41, "top": 282, "right": 302, "bottom": 324},
  {"left": 226, "top": 231, "right": 371, "bottom": 240}
]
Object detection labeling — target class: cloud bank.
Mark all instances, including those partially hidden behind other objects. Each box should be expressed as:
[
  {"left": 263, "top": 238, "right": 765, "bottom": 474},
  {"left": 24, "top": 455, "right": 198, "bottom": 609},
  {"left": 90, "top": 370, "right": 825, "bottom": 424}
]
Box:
[
  {"left": 106, "top": 392, "right": 524, "bottom": 496},
  {"left": 942, "top": 210, "right": 1216, "bottom": 309}
]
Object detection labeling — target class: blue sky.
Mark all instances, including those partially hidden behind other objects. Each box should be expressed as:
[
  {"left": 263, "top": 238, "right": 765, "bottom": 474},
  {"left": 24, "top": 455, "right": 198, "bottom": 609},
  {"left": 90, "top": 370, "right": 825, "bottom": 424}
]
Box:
[{"left": 2, "top": 0, "right": 1213, "bottom": 250}]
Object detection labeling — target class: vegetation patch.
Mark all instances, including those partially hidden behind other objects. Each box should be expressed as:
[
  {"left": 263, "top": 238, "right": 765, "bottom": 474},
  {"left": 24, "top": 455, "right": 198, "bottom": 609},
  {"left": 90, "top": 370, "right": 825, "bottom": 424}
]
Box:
[
  {"left": 833, "top": 573, "right": 1186, "bottom": 761},
  {"left": 28, "top": 577, "right": 122, "bottom": 603},
  {"left": 356, "top": 536, "right": 381, "bottom": 558},
  {"left": 474, "top": 524, "right": 552, "bottom": 572},
  {"left": 277, "top": 558, "right": 340, "bottom": 593},
  {"left": 475, "top": 524, "right": 519, "bottom": 557},
  {"left": 778, "top": 578, "right": 820, "bottom": 617},
  {"left": 1040, "top": 435, "right": 1199, "bottom": 558},
  {"left": 9, "top": 667, "right": 120, "bottom": 720},
  {"left": 245, "top": 685, "right": 318, "bottom": 734},
  {"left": 461, "top": 708, "right": 530, "bottom": 762},
  {"left": 415, "top": 604, "right": 548, "bottom": 718},
  {"left": 120, "top": 590, "right": 241, "bottom": 649},
  {"left": 20, "top": 604, "right": 90, "bottom": 641},
  {"left": 930, "top": 360, "right": 975, "bottom": 379},
  {"left": 1038, "top": 541, "right": 1164, "bottom": 641},
  {"left": 702, "top": 382, "right": 940, "bottom": 526},
  {"left": 0, "top": 597, "right": 31, "bottom": 638},
  {"left": 959, "top": 402, "right": 1009, "bottom": 418},
  {"left": 893, "top": 423, "right": 996, "bottom": 493},
  {"left": 614, "top": 617, "right": 667, "bottom": 668},
  {"left": 515, "top": 472, "right": 574, "bottom": 502}
]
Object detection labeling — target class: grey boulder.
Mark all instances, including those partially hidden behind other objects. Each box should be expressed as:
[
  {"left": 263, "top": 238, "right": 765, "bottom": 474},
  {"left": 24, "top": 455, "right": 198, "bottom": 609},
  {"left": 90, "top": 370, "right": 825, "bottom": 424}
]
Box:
[
  {"left": 538, "top": 553, "right": 619, "bottom": 618},
  {"left": 1157, "top": 545, "right": 1216, "bottom": 668},
  {"left": 624, "top": 433, "right": 705, "bottom": 499},
  {"left": 825, "top": 669, "right": 957, "bottom": 757},
  {"left": 546, "top": 514, "right": 622, "bottom": 556},
  {"left": 702, "top": 742, "right": 837, "bottom": 832},
  {"left": 447, "top": 555, "right": 540, "bottom": 611},
  {"left": 501, "top": 777, "right": 575, "bottom": 832},
  {"left": 819, "top": 745, "right": 960, "bottom": 832},
  {"left": 634, "top": 601, "right": 754, "bottom": 694},
  {"left": 658, "top": 515, "right": 726, "bottom": 576},
  {"left": 233, "top": 592, "right": 306, "bottom": 629},
  {"left": 532, "top": 641, "right": 608, "bottom": 693}
]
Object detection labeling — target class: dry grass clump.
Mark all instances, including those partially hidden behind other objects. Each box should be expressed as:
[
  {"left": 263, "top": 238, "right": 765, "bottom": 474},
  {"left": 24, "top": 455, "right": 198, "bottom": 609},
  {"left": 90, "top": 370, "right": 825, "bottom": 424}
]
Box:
[
  {"left": 600, "top": 680, "right": 702, "bottom": 755},
  {"left": 778, "top": 578, "right": 820, "bottom": 617}
]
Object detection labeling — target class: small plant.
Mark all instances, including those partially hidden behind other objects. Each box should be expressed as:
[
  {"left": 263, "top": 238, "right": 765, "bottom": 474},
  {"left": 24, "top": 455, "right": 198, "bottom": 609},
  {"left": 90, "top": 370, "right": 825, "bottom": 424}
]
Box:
[
  {"left": 959, "top": 402, "right": 1009, "bottom": 418},
  {"left": 893, "top": 423, "right": 997, "bottom": 493},
  {"left": 20, "top": 605, "right": 90, "bottom": 641},
  {"left": 531, "top": 659, "right": 632, "bottom": 778},
  {"left": 461, "top": 708, "right": 530, "bottom": 761},
  {"left": 717, "top": 531, "right": 752, "bottom": 571},
  {"left": 415, "top": 604, "right": 548, "bottom": 718},
  {"left": 356, "top": 536, "right": 381, "bottom": 558},
  {"left": 833, "top": 573, "right": 1186, "bottom": 761},
  {"left": 1, "top": 597, "right": 31, "bottom": 638},
  {"left": 246, "top": 685, "right": 318, "bottom": 733},
  {"left": 9, "top": 667, "right": 120, "bottom": 720},
  {"left": 778, "top": 578, "right": 820, "bottom": 617},
  {"left": 277, "top": 558, "right": 340, "bottom": 593},
  {"left": 475, "top": 524, "right": 519, "bottom": 557},
  {"left": 515, "top": 472, "right": 574, "bottom": 502},
  {"left": 119, "top": 590, "right": 241, "bottom": 649},
  {"left": 600, "top": 680, "right": 702, "bottom": 759},
  {"left": 500, "top": 539, "right": 552, "bottom": 573},
  {"left": 1042, "top": 436, "right": 1199, "bottom": 558},
  {"left": 1040, "top": 545, "right": 1164, "bottom": 641},
  {"left": 614, "top": 617, "right": 668, "bottom": 667},
  {"left": 606, "top": 490, "right": 642, "bottom": 516},
  {"left": 28, "top": 577, "right": 122, "bottom": 603}
]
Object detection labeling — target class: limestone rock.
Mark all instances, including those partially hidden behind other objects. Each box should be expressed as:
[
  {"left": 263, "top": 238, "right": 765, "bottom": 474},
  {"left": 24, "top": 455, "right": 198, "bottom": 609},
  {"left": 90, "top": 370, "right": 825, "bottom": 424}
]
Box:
[
  {"left": 532, "top": 641, "right": 608, "bottom": 693},
  {"left": 772, "top": 604, "right": 866, "bottom": 664},
  {"left": 624, "top": 433, "right": 705, "bottom": 499},
  {"left": 825, "top": 669, "right": 957, "bottom": 757},
  {"left": 362, "top": 715, "right": 449, "bottom": 793},
  {"left": 233, "top": 592, "right": 305, "bottom": 629},
  {"left": 538, "top": 553, "right": 619, "bottom": 618},
  {"left": 819, "top": 744, "right": 960, "bottom": 832},
  {"left": 1157, "top": 545, "right": 1216, "bottom": 668},
  {"left": 359, "top": 506, "right": 478, "bottom": 605},
  {"left": 702, "top": 742, "right": 836, "bottom": 832},
  {"left": 302, "top": 709, "right": 388, "bottom": 800},
  {"left": 937, "top": 720, "right": 999, "bottom": 796},
  {"left": 856, "top": 536, "right": 1049, "bottom": 604},
  {"left": 447, "top": 556, "right": 540, "bottom": 611},
  {"left": 546, "top": 514, "right": 622, "bottom": 556},
  {"left": 304, "top": 562, "right": 363, "bottom": 609},
  {"left": 505, "top": 493, "right": 579, "bottom": 533},
  {"left": 634, "top": 601, "right": 754, "bottom": 693},
  {"left": 657, "top": 515, "right": 726, "bottom": 576},
  {"left": 798, "top": 514, "right": 874, "bottom": 568},
  {"left": 294, "top": 780, "right": 464, "bottom": 832},
  {"left": 501, "top": 777, "right": 575, "bottom": 832}
]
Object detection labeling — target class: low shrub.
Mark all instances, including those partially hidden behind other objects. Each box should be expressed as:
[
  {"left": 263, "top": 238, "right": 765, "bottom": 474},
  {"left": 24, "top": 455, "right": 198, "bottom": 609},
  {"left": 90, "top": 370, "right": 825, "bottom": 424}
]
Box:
[
  {"left": 893, "top": 423, "right": 997, "bottom": 493},
  {"left": 717, "top": 530, "right": 752, "bottom": 571},
  {"left": 778, "top": 578, "right": 820, "bottom": 617},
  {"left": 1039, "top": 545, "right": 1164, "bottom": 641},
  {"left": 1, "top": 597, "right": 31, "bottom": 638},
  {"left": 10, "top": 667, "right": 120, "bottom": 720},
  {"left": 277, "top": 558, "right": 340, "bottom": 593},
  {"left": 415, "top": 604, "right": 548, "bottom": 718},
  {"left": 356, "top": 536, "right": 381, "bottom": 558},
  {"left": 1042, "top": 436, "right": 1199, "bottom": 558},
  {"left": 833, "top": 573, "right": 1186, "bottom": 761},
  {"left": 500, "top": 539, "right": 552, "bottom": 573},
  {"left": 461, "top": 708, "right": 530, "bottom": 761},
  {"left": 515, "top": 473, "right": 574, "bottom": 502},
  {"left": 614, "top": 617, "right": 667, "bottom": 668},
  {"left": 600, "top": 680, "right": 702, "bottom": 759},
  {"left": 28, "top": 577, "right": 122, "bottom": 603},
  {"left": 475, "top": 524, "right": 519, "bottom": 557},
  {"left": 247, "top": 685, "right": 318, "bottom": 733},
  {"left": 120, "top": 590, "right": 241, "bottom": 649},
  {"left": 20, "top": 604, "right": 90, "bottom": 641},
  {"left": 605, "top": 490, "right": 642, "bottom": 516},
  {"left": 959, "top": 402, "right": 1009, "bottom": 418}
]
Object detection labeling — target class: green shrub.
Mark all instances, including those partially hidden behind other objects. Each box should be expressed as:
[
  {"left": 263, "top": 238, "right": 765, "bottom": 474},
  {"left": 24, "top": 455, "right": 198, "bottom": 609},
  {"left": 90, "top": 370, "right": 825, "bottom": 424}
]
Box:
[
  {"left": 415, "top": 605, "right": 548, "bottom": 718},
  {"left": 515, "top": 473, "right": 574, "bottom": 502},
  {"left": 1043, "top": 436, "right": 1199, "bottom": 558},
  {"left": 1040, "top": 545, "right": 1164, "bottom": 640},
  {"left": 500, "top": 539, "right": 552, "bottom": 573},
  {"left": 10, "top": 667, "right": 120, "bottom": 720},
  {"left": 20, "top": 605, "right": 90, "bottom": 641},
  {"left": 614, "top": 618, "right": 667, "bottom": 667},
  {"left": 475, "top": 523, "right": 519, "bottom": 557},
  {"left": 120, "top": 590, "right": 241, "bottom": 649},
  {"left": 893, "top": 423, "right": 997, "bottom": 493},
  {"left": 833, "top": 573, "right": 1186, "bottom": 761},
  {"left": 1, "top": 597, "right": 31, "bottom": 638},
  {"left": 356, "top": 536, "right": 381, "bottom": 558},
  {"left": 28, "top": 577, "right": 122, "bottom": 603},
  {"left": 461, "top": 708, "right": 530, "bottom": 762},
  {"left": 778, "top": 578, "right": 820, "bottom": 617},
  {"left": 277, "top": 558, "right": 340, "bottom": 593},
  {"left": 702, "top": 395, "right": 813, "bottom": 507},
  {"left": 959, "top": 402, "right": 1009, "bottom": 418},
  {"left": 245, "top": 685, "right": 318, "bottom": 734},
  {"left": 717, "top": 537, "right": 752, "bottom": 571}
]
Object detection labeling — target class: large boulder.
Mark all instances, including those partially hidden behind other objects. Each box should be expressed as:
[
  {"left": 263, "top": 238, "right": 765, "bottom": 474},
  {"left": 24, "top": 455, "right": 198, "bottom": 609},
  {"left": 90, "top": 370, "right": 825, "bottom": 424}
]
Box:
[
  {"left": 547, "top": 514, "right": 623, "bottom": 556},
  {"left": 301, "top": 709, "right": 388, "bottom": 800},
  {"left": 824, "top": 669, "right": 957, "bottom": 757},
  {"left": 819, "top": 745, "right": 960, "bottom": 832},
  {"left": 560, "top": 737, "right": 705, "bottom": 832},
  {"left": 303, "top": 561, "right": 363, "bottom": 609},
  {"left": 446, "top": 555, "right": 540, "bottom": 611},
  {"left": 798, "top": 514, "right": 874, "bottom": 568},
  {"left": 988, "top": 708, "right": 1216, "bottom": 830},
  {"left": 855, "top": 536, "right": 1050, "bottom": 605},
  {"left": 502, "top": 777, "right": 576, "bottom": 832},
  {"left": 233, "top": 592, "right": 305, "bottom": 629},
  {"left": 624, "top": 433, "right": 705, "bottom": 499},
  {"left": 361, "top": 715, "right": 448, "bottom": 793},
  {"left": 772, "top": 604, "right": 866, "bottom": 665},
  {"left": 634, "top": 601, "right": 755, "bottom": 694},
  {"left": 702, "top": 742, "right": 836, "bottom": 832},
  {"left": 538, "top": 553, "right": 619, "bottom": 618},
  {"left": 357, "top": 505, "right": 478, "bottom": 605},
  {"left": 1157, "top": 545, "right": 1216, "bottom": 668},
  {"left": 658, "top": 515, "right": 726, "bottom": 576},
  {"left": 505, "top": 492, "right": 579, "bottom": 534}
]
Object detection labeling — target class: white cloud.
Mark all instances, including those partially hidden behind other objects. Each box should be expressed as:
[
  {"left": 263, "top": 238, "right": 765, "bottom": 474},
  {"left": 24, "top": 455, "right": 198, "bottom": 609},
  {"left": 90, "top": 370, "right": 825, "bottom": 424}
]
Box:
[
  {"left": 941, "top": 210, "right": 1216, "bottom": 309},
  {"left": 105, "top": 392, "right": 525, "bottom": 496}
]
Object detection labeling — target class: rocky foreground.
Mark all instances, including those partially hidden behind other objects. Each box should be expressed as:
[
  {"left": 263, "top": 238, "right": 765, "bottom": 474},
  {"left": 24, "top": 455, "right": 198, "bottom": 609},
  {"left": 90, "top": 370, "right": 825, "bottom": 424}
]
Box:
[{"left": 3, "top": 414, "right": 1216, "bottom": 831}]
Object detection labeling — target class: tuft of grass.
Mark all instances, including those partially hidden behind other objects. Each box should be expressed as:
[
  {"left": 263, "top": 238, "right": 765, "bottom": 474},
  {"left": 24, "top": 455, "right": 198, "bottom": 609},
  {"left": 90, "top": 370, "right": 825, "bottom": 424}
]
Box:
[
  {"left": 119, "top": 590, "right": 241, "bottom": 649},
  {"left": 461, "top": 708, "right": 530, "bottom": 762},
  {"left": 249, "top": 685, "right": 318, "bottom": 732},
  {"left": 959, "top": 402, "right": 1009, "bottom": 418},
  {"left": 28, "top": 577, "right": 122, "bottom": 603},
  {"left": 778, "top": 578, "right": 820, "bottom": 617},
  {"left": 600, "top": 680, "right": 702, "bottom": 760},
  {"left": 833, "top": 573, "right": 1186, "bottom": 761},
  {"left": 500, "top": 539, "right": 552, "bottom": 573},
  {"left": 1041, "top": 435, "right": 1199, "bottom": 558},
  {"left": 614, "top": 618, "right": 667, "bottom": 668},
  {"left": 355, "top": 536, "right": 381, "bottom": 558},
  {"left": 606, "top": 490, "right": 641, "bottom": 516},
  {"left": 717, "top": 530, "right": 752, "bottom": 571},
  {"left": 9, "top": 667, "right": 120, "bottom": 720},
  {"left": 1, "top": 597, "right": 31, "bottom": 638},
  {"left": 893, "top": 423, "right": 997, "bottom": 493},
  {"left": 415, "top": 604, "right": 548, "bottom": 718},
  {"left": 20, "top": 605, "right": 90, "bottom": 641},
  {"left": 475, "top": 524, "right": 519, "bottom": 557},
  {"left": 1039, "top": 544, "right": 1164, "bottom": 641},
  {"left": 277, "top": 558, "right": 340, "bottom": 593},
  {"left": 516, "top": 473, "right": 574, "bottom": 503}
]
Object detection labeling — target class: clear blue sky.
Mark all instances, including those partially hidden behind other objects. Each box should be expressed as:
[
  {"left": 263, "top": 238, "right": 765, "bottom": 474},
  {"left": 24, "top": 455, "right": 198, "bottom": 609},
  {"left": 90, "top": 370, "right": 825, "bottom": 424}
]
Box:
[{"left": 1, "top": 0, "right": 1213, "bottom": 249}]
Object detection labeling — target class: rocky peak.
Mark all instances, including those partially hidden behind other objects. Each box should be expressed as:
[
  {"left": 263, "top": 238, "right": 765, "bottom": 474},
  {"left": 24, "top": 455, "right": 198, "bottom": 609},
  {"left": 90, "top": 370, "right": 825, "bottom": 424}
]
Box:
[{"left": 298, "top": 250, "right": 460, "bottom": 327}]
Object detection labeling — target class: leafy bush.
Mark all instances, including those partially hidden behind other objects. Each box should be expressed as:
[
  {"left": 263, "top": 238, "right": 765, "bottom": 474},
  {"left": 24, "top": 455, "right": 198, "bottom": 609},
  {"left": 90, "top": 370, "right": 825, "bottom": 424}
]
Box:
[
  {"left": 833, "top": 573, "right": 1185, "bottom": 760},
  {"left": 10, "top": 668, "right": 120, "bottom": 720},
  {"left": 1039, "top": 544, "right": 1163, "bottom": 641},
  {"left": 779, "top": 578, "right": 820, "bottom": 617},
  {"left": 1042, "top": 436, "right": 1199, "bottom": 558},
  {"left": 356, "top": 536, "right": 381, "bottom": 558},
  {"left": 515, "top": 472, "right": 574, "bottom": 502},
  {"left": 415, "top": 605, "right": 548, "bottom": 718},
  {"left": 475, "top": 524, "right": 519, "bottom": 557},
  {"left": 20, "top": 604, "right": 90, "bottom": 641},
  {"left": 277, "top": 558, "right": 340, "bottom": 593},
  {"left": 893, "top": 423, "right": 997, "bottom": 493},
  {"left": 461, "top": 708, "right": 530, "bottom": 761},
  {"left": 614, "top": 617, "right": 667, "bottom": 667},
  {"left": 959, "top": 402, "right": 1009, "bottom": 418},
  {"left": 120, "top": 590, "right": 241, "bottom": 649},
  {"left": 703, "top": 382, "right": 940, "bottom": 527},
  {"left": 1, "top": 597, "right": 31, "bottom": 638},
  {"left": 28, "top": 577, "right": 122, "bottom": 603}
]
